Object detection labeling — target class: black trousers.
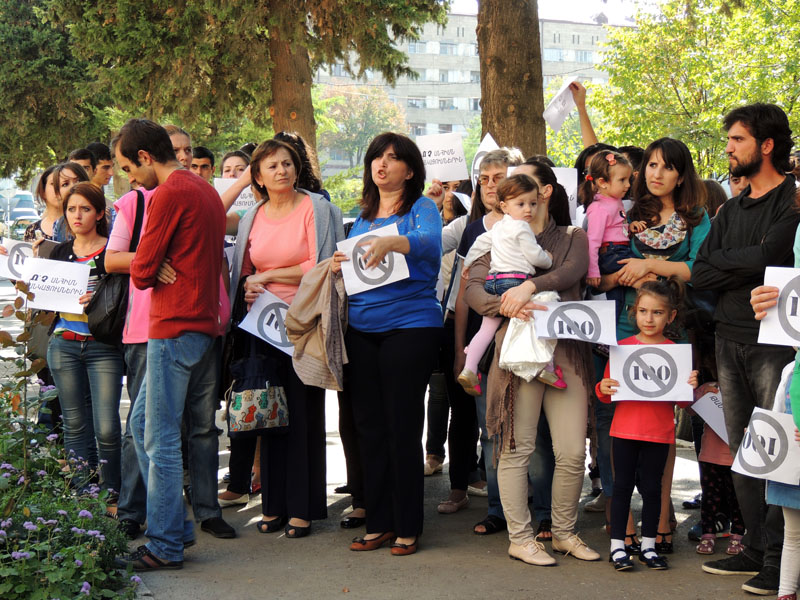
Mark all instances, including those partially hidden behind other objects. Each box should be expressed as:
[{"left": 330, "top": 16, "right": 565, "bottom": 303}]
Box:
[
  {"left": 337, "top": 374, "right": 365, "bottom": 510},
  {"left": 347, "top": 326, "right": 442, "bottom": 537},
  {"left": 610, "top": 437, "right": 670, "bottom": 541},
  {"left": 259, "top": 345, "right": 327, "bottom": 521},
  {"left": 227, "top": 436, "right": 256, "bottom": 495},
  {"left": 440, "top": 317, "right": 479, "bottom": 490}
]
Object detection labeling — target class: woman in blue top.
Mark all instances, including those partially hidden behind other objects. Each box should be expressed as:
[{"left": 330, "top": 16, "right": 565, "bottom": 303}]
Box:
[
  {"left": 333, "top": 132, "right": 442, "bottom": 556},
  {"left": 598, "top": 137, "right": 710, "bottom": 552}
]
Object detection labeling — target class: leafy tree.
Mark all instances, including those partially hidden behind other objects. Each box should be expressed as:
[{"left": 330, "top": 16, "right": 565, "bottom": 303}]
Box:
[
  {"left": 47, "top": 0, "right": 447, "bottom": 151},
  {"left": 0, "top": 0, "right": 109, "bottom": 179},
  {"left": 318, "top": 85, "right": 407, "bottom": 168},
  {"left": 594, "top": 0, "right": 800, "bottom": 178}
]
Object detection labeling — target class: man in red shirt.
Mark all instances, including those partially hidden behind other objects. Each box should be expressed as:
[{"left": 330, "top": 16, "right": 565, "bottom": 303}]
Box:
[{"left": 113, "top": 118, "right": 232, "bottom": 570}]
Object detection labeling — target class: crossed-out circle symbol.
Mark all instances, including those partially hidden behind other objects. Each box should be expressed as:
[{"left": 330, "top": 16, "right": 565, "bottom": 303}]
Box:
[
  {"left": 7, "top": 243, "right": 32, "bottom": 279},
  {"left": 777, "top": 274, "right": 800, "bottom": 342},
  {"left": 352, "top": 236, "right": 394, "bottom": 285},
  {"left": 546, "top": 303, "right": 601, "bottom": 343},
  {"left": 621, "top": 347, "right": 678, "bottom": 398},
  {"left": 738, "top": 412, "right": 789, "bottom": 475},
  {"left": 256, "top": 302, "right": 291, "bottom": 347}
]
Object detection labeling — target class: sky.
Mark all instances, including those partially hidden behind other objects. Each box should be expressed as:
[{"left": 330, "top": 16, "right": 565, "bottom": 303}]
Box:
[{"left": 448, "top": 0, "right": 642, "bottom": 26}]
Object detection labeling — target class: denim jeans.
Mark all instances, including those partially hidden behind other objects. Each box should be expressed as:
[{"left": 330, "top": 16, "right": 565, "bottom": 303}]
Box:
[
  {"left": 117, "top": 343, "right": 148, "bottom": 524},
  {"left": 598, "top": 243, "right": 636, "bottom": 318},
  {"left": 130, "top": 333, "right": 220, "bottom": 562},
  {"left": 716, "top": 335, "right": 791, "bottom": 569},
  {"left": 475, "top": 378, "right": 504, "bottom": 521},
  {"left": 483, "top": 274, "right": 528, "bottom": 296},
  {"left": 47, "top": 335, "right": 123, "bottom": 494}
]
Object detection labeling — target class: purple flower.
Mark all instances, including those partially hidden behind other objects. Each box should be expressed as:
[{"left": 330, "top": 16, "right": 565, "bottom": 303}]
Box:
[
  {"left": 0, "top": 519, "right": 11, "bottom": 527},
  {"left": 0, "top": 462, "right": 15, "bottom": 471},
  {"left": 74, "top": 559, "right": 83, "bottom": 567},
  {"left": 1, "top": 473, "right": 10, "bottom": 478},
  {"left": 17, "top": 476, "right": 24, "bottom": 485},
  {"left": 130, "top": 575, "right": 142, "bottom": 584},
  {"left": 37, "top": 470, "right": 47, "bottom": 477},
  {"left": 53, "top": 528, "right": 61, "bottom": 533},
  {"left": 77, "top": 510, "right": 92, "bottom": 519},
  {"left": 70, "top": 527, "right": 85, "bottom": 535},
  {"left": 11, "top": 551, "right": 31, "bottom": 560},
  {"left": 0, "top": 530, "right": 6, "bottom": 537},
  {"left": 80, "top": 581, "right": 91, "bottom": 595},
  {"left": 46, "top": 434, "right": 58, "bottom": 442},
  {"left": 57, "top": 510, "right": 68, "bottom": 517},
  {"left": 23, "top": 521, "right": 37, "bottom": 531}
]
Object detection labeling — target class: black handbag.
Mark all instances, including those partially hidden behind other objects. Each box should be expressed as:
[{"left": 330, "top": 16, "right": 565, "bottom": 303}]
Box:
[{"left": 86, "top": 190, "right": 145, "bottom": 345}]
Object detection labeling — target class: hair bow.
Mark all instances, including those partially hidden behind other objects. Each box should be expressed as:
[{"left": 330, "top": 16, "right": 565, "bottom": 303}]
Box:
[
  {"left": 605, "top": 153, "right": 617, "bottom": 166},
  {"left": 585, "top": 175, "right": 593, "bottom": 181}
]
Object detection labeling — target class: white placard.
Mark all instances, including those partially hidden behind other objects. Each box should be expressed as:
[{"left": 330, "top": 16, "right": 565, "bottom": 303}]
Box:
[
  {"left": 757, "top": 266, "right": 800, "bottom": 346},
  {"left": 19, "top": 258, "right": 89, "bottom": 314},
  {"left": 732, "top": 407, "right": 800, "bottom": 486},
  {"left": 543, "top": 76, "right": 578, "bottom": 133},
  {"left": 336, "top": 223, "right": 410, "bottom": 296},
  {"left": 609, "top": 344, "right": 694, "bottom": 402},
  {"left": 534, "top": 301, "right": 618, "bottom": 345},
  {"left": 553, "top": 168, "right": 579, "bottom": 224},
  {"left": 238, "top": 289, "right": 293, "bottom": 355},
  {"left": 692, "top": 390, "right": 729, "bottom": 445},
  {"left": 471, "top": 133, "right": 500, "bottom": 187},
  {"left": 0, "top": 240, "right": 34, "bottom": 280},
  {"left": 416, "top": 133, "right": 469, "bottom": 183},
  {"left": 214, "top": 178, "right": 258, "bottom": 215}
]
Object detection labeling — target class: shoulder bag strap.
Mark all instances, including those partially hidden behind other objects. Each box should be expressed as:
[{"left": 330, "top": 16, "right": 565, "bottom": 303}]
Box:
[{"left": 129, "top": 190, "right": 146, "bottom": 253}]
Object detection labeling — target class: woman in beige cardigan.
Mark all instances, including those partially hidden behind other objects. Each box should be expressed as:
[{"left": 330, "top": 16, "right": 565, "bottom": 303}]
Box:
[{"left": 463, "top": 183, "right": 600, "bottom": 567}]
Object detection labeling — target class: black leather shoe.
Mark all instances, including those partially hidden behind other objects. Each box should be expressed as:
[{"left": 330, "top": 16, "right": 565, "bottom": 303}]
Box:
[
  {"left": 609, "top": 548, "right": 634, "bottom": 572},
  {"left": 340, "top": 516, "right": 366, "bottom": 529},
  {"left": 639, "top": 552, "right": 668, "bottom": 570},
  {"left": 201, "top": 517, "right": 236, "bottom": 539}
]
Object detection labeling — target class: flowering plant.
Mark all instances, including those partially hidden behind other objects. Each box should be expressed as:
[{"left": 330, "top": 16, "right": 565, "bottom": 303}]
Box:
[{"left": 0, "top": 281, "right": 137, "bottom": 599}]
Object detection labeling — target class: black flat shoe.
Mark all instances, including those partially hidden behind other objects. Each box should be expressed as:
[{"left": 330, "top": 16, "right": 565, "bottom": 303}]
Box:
[
  {"left": 609, "top": 548, "right": 634, "bottom": 572},
  {"left": 340, "top": 516, "right": 366, "bottom": 529},
  {"left": 285, "top": 522, "right": 311, "bottom": 538},
  {"left": 625, "top": 534, "right": 641, "bottom": 556},
  {"left": 639, "top": 552, "right": 669, "bottom": 570},
  {"left": 256, "top": 516, "right": 287, "bottom": 534},
  {"left": 655, "top": 532, "right": 673, "bottom": 554}
]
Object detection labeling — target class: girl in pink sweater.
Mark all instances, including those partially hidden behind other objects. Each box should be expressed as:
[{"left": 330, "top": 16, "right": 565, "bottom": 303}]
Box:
[{"left": 583, "top": 152, "right": 643, "bottom": 316}]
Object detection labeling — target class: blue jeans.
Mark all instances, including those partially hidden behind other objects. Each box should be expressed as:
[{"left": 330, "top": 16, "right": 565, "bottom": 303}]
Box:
[
  {"left": 483, "top": 274, "right": 528, "bottom": 296},
  {"left": 475, "top": 378, "right": 504, "bottom": 521},
  {"left": 117, "top": 343, "right": 148, "bottom": 524},
  {"left": 130, "top": 333, "right": 220, "bottom": 562},
  {"left": 47, "top": 335, "right": 123, "bottom": 493}
]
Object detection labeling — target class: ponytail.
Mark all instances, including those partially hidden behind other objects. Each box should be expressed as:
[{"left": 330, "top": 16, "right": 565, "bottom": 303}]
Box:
[{"left": 630, "top": 275, "right": 687, "bottom": 340}]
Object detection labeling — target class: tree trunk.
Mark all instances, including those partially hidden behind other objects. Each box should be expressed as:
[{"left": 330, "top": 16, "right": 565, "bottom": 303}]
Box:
[
  {"left": 477, "top": 0, "right": 545, "bottom": 157},
  {"left": 268, "top": 34, "right": 317, "bottom": 151}
]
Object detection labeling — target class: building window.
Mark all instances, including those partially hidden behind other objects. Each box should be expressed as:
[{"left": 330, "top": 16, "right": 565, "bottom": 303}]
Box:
[
  {"left": 331, "top": 64, "right": 346, "bottom": 77},
  {"left": 407, "top": 97, "right": 425, "bottom": 109},
  {"left": 439, "top": 97, "right": 455, "bottom": 110},
  {"left": 472, "top": 43, "right": 479, "bottom": 56},
  {"left": 575, "top": 50, "right": 593, "bottom": 63},
  {"left": 542, "top": 48, "right": 563, "bottom": 62},
  {"left": 409, "top": 41, "right": 427, "bottom": 54},
  {"left": 440, "top": 43, "right": 457, "bottom": 55},
  {"left": 572, "top": 34, "right": 580, "bottom": 44},
  {"left": 426, "top": 69, "right": 438, "bottom": 81},
  {"left": 329, "top": 149, "right": 348, "bottom": 161},
  {"left": 438, "top": 124, "right": 453, "bottom": 134},
  {"left": 470, "top": 70, "right": 481, "bottom": 84},
  {"left": 470, "top": 98, "right": 481, "bottom": 112},
  {"left": 553, "top": 33, "right": 561, "bottom": 43},
  {"left": 409, "top": 123, "right": 426, "bottom": 136}
]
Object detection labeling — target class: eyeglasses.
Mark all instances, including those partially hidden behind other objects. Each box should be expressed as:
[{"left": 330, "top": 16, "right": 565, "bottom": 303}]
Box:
[{"left": 478, "top": 174, "right": 505, "bottom": 185}]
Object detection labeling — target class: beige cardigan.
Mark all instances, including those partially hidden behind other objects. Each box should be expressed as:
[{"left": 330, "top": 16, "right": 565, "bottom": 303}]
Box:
[{"left": 285, "top": 257, "right": 348, "bottom": 391}]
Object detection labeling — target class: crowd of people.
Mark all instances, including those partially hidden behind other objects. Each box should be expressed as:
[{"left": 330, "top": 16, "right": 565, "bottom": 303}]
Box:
[{"left": 6, "top": 83, "right": 800, "bottom": 599}]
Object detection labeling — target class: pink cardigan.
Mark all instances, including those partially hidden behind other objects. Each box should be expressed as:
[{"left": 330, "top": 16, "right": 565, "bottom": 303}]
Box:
[{"left": 585, "top": 193, "right": 629, "bottom": 278}]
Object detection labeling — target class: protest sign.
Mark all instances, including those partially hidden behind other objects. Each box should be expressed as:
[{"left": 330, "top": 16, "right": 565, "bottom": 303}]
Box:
[
  {"left": 416, "top": 133, "right": 469, "bottom": 182},
  {"left": 471, "top": 133, "right": 499, "bottom": 187},
  {"left": 238, "top": 289, "right": 293, "bottom": 355},
  {"left": 552, "top": 168, "right": 579, "bottom": 224},
  {"left": 732, "top": 408, "right": 800, "bottom": 486},
  {"left": 691, "top": 390, "right": 729, "bottom": 444},
  {"left": 19, "top": 258, "right": 89, "bottom": 313},
  {"left": 758, "top": 267, "right": 800, "bottom": 346},
  {"left": 0, "top": 240, "right": 33, "bottom": 280},
  {"left": 543, "top": 76, "right": 578, "bottom": 133},
  {"left": 609, "top": 344, "right": 693, "bottom": 402},
  {"left": 336, "top": 224, "right": 410, "bottom": 296},
  {"left": 214, "top": 178, "right": 258, "bottom": 214},
  {"left": 535, "top": 301, "right": 618, "bottom": 345}
]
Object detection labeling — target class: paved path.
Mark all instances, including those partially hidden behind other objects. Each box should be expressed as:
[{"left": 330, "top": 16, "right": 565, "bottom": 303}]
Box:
[{"left": 0, "top": 280, "right": 751, "bottom": 599}]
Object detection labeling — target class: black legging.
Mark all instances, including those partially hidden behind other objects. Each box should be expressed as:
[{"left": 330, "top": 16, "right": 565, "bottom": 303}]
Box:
[
  {"left": 346, "top": 326, "right": 442, "bottom": 538},
  {"left": 610, "top": 437, "right": 670, "bottom": 541}
]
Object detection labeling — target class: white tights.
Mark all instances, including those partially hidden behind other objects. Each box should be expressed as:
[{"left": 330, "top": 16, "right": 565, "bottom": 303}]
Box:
[{"left": 781, "top": 506, "right": 800, "bottom": 596}]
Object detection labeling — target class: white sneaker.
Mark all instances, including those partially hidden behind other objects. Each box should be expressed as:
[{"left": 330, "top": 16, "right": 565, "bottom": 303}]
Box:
[
  {"left": 552, "top": 533, "right": 601, "bottom": 561},
  {"left": 584, "top": 492, "right": 606, "bottom": 513},
  {"left": 508, "top": 540, "right": 557, "bottom": 566}
]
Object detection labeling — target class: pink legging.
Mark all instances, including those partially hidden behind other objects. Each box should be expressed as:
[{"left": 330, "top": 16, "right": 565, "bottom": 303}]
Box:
[{"left": 464, "top": 316, "right": 501, "bottom": 373}]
